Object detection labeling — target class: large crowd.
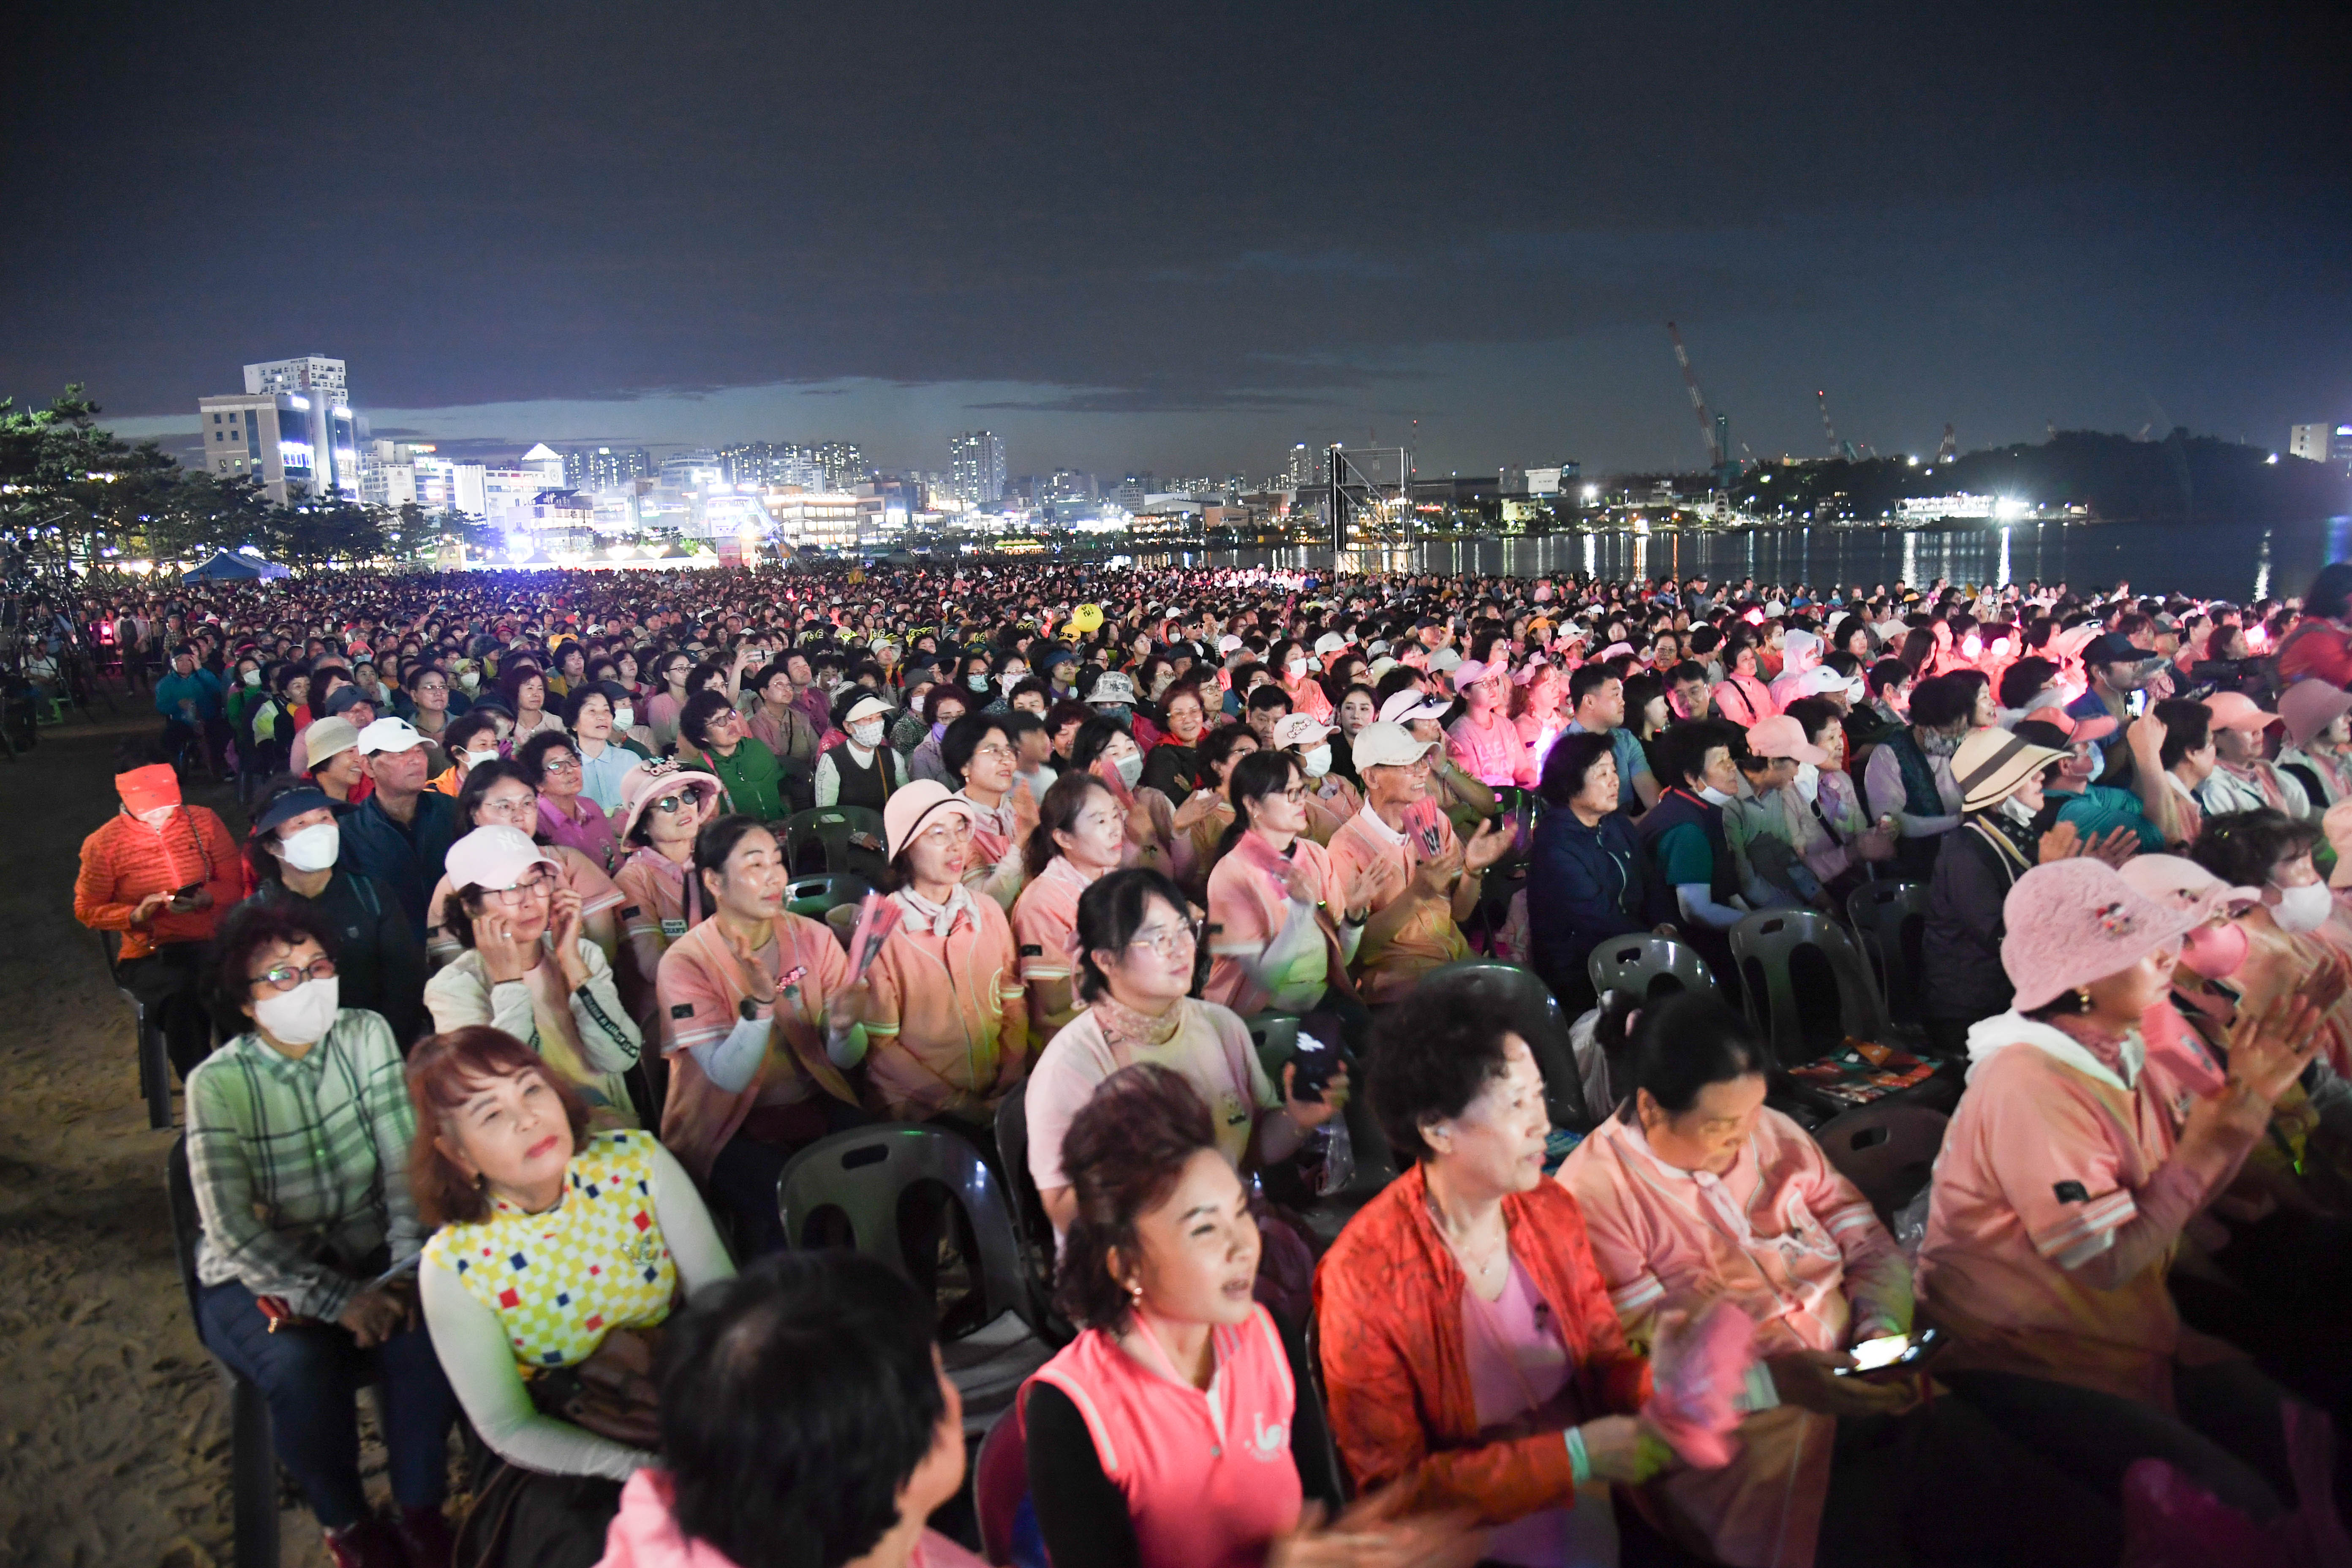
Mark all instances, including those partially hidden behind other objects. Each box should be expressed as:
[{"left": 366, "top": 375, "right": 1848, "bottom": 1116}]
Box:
[{"left": 47, "top": 555, "right": 2352, "bottom": 1568}]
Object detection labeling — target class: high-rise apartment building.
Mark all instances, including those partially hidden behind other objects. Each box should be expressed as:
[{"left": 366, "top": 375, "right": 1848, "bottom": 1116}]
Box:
[
  {"left": 361, "top": 439, "right": 458, "bottom": 513},
  {"left": 565, "top": 446, "right": 651, "bottom": 489},
  {"left": 815, "top": 441, "right": 868, "bottom": 492},
  {"left": 949, "top": 430, "right": 1007, "bottom": 507},
  {"left": 1285, "top": 443, "right": 1321, "bottom": 490}
]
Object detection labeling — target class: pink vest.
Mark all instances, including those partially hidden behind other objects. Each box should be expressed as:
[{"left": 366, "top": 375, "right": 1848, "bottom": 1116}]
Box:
[{"left": 1029, "top": 1309, "right": 1301, "bottom": 1568}]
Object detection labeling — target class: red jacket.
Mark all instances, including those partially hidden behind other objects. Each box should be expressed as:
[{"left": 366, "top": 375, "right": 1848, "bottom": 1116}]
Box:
[
  {"left": 2278, "top": 618, "right": 2352, "bottom": 689},
  {"left": 1312, "top": 1163, "right": 1651, "bottom": 1524}
]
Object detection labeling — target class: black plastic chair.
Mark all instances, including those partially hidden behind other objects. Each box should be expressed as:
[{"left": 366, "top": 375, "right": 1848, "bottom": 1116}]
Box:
[
  {"left": 776, "top": 1122, "right": 1039, "bottom": 1336},
  {"left": 100, "top": 928, "right": 173, "bottom": 1129},
  {"left": 991, "top": 1088, "right": 1074, "bottom": 1346},
  {"left": 1584, "top": 934, "right": 1720, "bottom": 1005},
  {"left": 1299, "top": 1312, "right": 1353, "bottom": 1505},
  {"left": 1845, "top": 881, "right": 1931, "bottom": 1028},
  {"left": 1813, "top": 1100, "right": 1949, "bottom": 1226},
  {"left": 1418, "top": 960, "right": 1595, "bottom": 1131},
  {"left": 781, "top": 806, "right": 888, "bottom": 877},
  {"left": 167, "top": 1136, "right": 280, "bottom": 1568},
  {"left": 784, "top": 871, "right": 873, "bottom": 921},
  {"left": 1728, "top": 909, "right": 1892, "bottom": 1068},
  {"left": 1241, "top": 1009, "right": 1399, "bottom": 1203}
]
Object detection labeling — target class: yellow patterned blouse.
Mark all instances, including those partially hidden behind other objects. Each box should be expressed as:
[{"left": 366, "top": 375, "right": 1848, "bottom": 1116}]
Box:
[{"left": 421, "top": 1129, "right": 678, "bottom": 1374}]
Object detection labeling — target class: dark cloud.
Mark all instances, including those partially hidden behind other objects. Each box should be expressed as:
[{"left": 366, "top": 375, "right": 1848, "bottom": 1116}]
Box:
[{"left": 2, "top": 1, "right": 2347, "bottom": 472}]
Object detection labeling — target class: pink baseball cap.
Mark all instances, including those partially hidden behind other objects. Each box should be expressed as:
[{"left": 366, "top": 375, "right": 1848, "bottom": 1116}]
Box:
[
  {"left": 1744, "top": 713, "right": 1828, "bottom": 765},
  {"left": 2202, "top": 692, "right": 2281, "bottom": 733},
  {"left": 2001, "top": 859, "right": 2202, "bottom": 1012}
]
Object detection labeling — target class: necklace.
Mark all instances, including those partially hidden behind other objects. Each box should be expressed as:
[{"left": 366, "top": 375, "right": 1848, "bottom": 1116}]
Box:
[{"left": 1425, "top": 1186, "right": 1511, "bottom": 1295}]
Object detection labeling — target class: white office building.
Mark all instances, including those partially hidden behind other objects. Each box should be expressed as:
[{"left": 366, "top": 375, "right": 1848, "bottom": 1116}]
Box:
[{"left": 196, "top": 392, "right": 355, "bottom": 506}]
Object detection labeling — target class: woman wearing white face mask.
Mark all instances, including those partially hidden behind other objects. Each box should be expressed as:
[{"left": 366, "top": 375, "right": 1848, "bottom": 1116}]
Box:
[
  {"left": 184, "top": 903, "right": 460, "bottom": 1568},
  {"left": 2189, "top": 808, "right": 2352, "bottom": 1020},
  {"left": 425, "top": 710, "right": 506, "bottom": 796},
  {"left": 1275, "top": 637, "right": 1334, "bottom": 722},
  {"left": 1273, "top": 711, "right": 1362, "bottom": 845},
  {"left": 814, "top": 691, "right": 905, "bottom": 808},
  {"left": 240, "top": 779, "right": 429, "bottom": 1047}
]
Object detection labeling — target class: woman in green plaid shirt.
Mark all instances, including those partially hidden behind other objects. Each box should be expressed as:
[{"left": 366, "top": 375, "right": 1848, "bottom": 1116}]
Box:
[{"left": 186, "top": 901, "right": 460, "bottom": 1568}]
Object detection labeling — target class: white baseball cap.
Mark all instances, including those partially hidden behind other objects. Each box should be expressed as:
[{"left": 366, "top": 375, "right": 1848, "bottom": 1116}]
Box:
[
  {"left": 1379, "top": 689, "right": 1451, "bottom": 726},
  {"left": 1350, "top": 721, "right": 1439, "bottom": 772},
  {"left": 355, "top": 716, "right": 425, "bottom": 755},
  {"left": 445, "top": 824, "right": 561, "bottom": 892}
]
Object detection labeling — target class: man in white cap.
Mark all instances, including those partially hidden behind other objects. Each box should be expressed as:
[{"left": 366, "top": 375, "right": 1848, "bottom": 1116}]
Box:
[
  {"left": 1325, "top": 721, "right": 1509, "bottom": 1002},
  {"left": 338, "top": 716, "right": 462, "bottom": 939}
]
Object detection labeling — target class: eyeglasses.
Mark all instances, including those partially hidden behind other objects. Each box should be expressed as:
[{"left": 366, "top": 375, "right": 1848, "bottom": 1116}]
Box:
[
  {"left": 486, "top": 869, "right": 557, "bottom": 905},
  {"left": 541, "top": 756, "right": 581, "bottom": 773},
  {"left": 1127, "top": 923, "right": 1198, "bottom": 959},
  {"left": 972, "top": 742, "right": 1016, "bottom": 762},
  {"left": 1279, "top": 785, "right": 1310, "bottom": 803},
  {"left": 650, "top": 792, "right": 705, "bottom": 815},
  {"left": 252, "top": 956, "right": 337, "bottom": 992}
]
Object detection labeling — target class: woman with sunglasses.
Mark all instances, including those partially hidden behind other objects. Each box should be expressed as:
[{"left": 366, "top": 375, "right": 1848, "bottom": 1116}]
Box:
[
  {"left": 646, "top": 651, "right": 697, "bottom": 753},
  {"left": 611, "top": 763, "right": 723, "bottom": 1037},
  {"left": 424, "top": 824, "right": 646, "bottom": 1129},
  {"left": 187, "top": 901, "right": 460, "bottom": 1568}
]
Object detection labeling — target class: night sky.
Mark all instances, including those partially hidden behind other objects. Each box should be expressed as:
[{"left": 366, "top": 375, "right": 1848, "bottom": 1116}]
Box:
[{"left": 3, "top": 2, "right": 2347, "bottom": 479}]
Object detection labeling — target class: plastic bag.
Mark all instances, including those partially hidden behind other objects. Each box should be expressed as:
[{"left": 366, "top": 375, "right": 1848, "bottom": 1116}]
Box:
[
  {"left": 1892, "top": 1182, "right": 1933, "bottom": 1260},
  {"left": 1310, "top": 1117, "right": 1355, "bottom": 1198}
]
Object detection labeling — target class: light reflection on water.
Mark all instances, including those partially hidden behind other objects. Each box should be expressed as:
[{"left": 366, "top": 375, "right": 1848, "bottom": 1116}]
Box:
[{"left": 1139, "top": 517, "right": 2352, "bottom": 602}]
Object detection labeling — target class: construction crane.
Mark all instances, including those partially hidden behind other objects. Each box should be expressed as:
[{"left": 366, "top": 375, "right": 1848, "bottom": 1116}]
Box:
[
  {"left": 1666, "top": 323, "right": 1738, "bottom": 489},
  {"left": 1936, "top": 423, "right": 1957, "bottom": 463},
  {"left": 1816, "top": 391, "right": 1859, "bottom": 463}
]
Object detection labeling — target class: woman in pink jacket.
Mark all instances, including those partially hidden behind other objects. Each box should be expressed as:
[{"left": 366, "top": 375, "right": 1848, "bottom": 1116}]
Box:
[
  {"left": 595, "top": 1252, "right": 984, "bottom": 1568},
  {"left": 861, "top": 780, "right": 1030, "bottom": 1132}
]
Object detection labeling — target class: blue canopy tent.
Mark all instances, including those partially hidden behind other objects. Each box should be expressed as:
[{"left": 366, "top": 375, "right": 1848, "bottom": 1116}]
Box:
[{"left": 182, "top": 550, "right": 291, "bottom": 581}]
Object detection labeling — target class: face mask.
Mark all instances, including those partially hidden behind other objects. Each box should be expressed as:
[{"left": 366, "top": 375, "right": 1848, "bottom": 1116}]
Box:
[
  {"left": 253, "top": 976, "right": 339, "bottom": 1046},
  {"left": 1113, "top": 751, "right": 1146, "bottom": 787},
  {"left": 135, "top": 804, "right": 178, "bottom": 829},
  {"left": 273, "top": 819, "right": 341, "bottom": 871},
  {"left": 242, "top": 669, "right": 260, "bottom": 686},
  {"left": 1997, "top": 795, "right": 2039, "bottom": 828},
  {"left": 612, "top": 705, "right": 634, "bottom": 731},
  {"left": 2180, "top": 920, "right": 2249, "bottom": 980},
  {"left": 1301, "top": 744, "right": 1333, "bottom": 779},
  {"left": 2272, "top": 879, "right": 2333, "bottom": 934},
  {"left": 929, "top": 721, "right": 947, "bottom": 742},
  {"left": 849, "top": 720, "right": 885, "bottom": 748},
  {"left": 1922, "top": 730, "right": 1962, "bottom": 758},
  {"left": 459, "top": 670, "right": 480, "bottom": 690},
  {"left": 1793, "top": 762, "right": 1820, "bottom": 803},
  {"left": 969, "top": 674, "right": 991, "bottom": 691},
  {"left": 464, "top": 746, "right": 500, "bottom": 770},
  {"left": 1287, "top": 658, "right": 1309, "bottom": 679},
  {"left": 1697, "top": 784, "right": 1734, "bottom": 807}
]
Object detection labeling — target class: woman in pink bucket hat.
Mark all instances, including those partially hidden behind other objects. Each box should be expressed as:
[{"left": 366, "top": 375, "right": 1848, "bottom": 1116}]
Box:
[{"left": 1914, "top": 856, "right": 2335, "bottom": 1531}]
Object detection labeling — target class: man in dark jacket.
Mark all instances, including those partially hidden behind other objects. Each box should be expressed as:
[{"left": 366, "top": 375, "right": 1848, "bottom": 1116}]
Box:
[
  {"left": 1920, "top": 726, "right": 2072, "bottom": 1058},
  {"left": 336, "top": 718, "right": 461, "bottom": 940},
  {"left": 1633, "top": 720, "right": 1748, "bottom": 992}
]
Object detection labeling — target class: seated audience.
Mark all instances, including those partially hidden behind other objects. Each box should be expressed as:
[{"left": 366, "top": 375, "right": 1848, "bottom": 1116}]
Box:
[
  {"left": 1315, "top": 974, "right": 1669, "bottom": 1560},
  {"left": 1861, "top": 671, "right": 1970, "bottom": 879},
  {"left": 424, "top": 825, "right": 645, "bottom": 1128},
  {"left": 339, "top": 716, "right": 464, "bottom": 941},
  {"left": 240, "top": 777, "right": 428, "bottom": 1047},
  {"left": 1527, "top": 730, "right": 1652, "bottom": 1014},
  {"left": 608, "top": 763, "right": 722, "bottom": 1033},
  {"left": 409, "top": 1026, "right": 732, "bottom": 1566},
  {"left": 943, "top": 708, "right": 1038, "bottom": 909},
  {"left": 524, "top": 730, "right": 625, "bottom": 875},
  {"left": 426, "top": 760, "right": 623, "bottom": 967},
  {"left": 678, "top": 687, "right": 790, "bottom": 823},
  {"left": 1026, "top": 867, "right": 1336, "bottom": 1244},
  {"left": 1205, "top": 749, "right": 1380, "bottom": 1039},
  {"left": 1327, "top": 721, "right": 1509, "bottom": 1002},
  {"left": 597, "top": 1252, "right": 984, "bottom": 1568},
  {"left": 1918, "top": 858, "right": 2323, "bottom": 1527},
  {"left": 75, "top": 740, "right": 244, "bottom": 1077},
  {"left": 189, "top": 901, "right": 457, "bottom": 1568},
  {"left": 653, "top": 814, "right": 871, "bottom": 1255},
  {"left": 1026, "top": 1064, "right": 1476, "bottom": 1568},
  {"left": 1010, "top": 772, "right": 1130, "bottom": 1044},
  {"left": 1562, "top": 993, "right": 2117, "bottom": 1567},
  {"left": 1633, "top": 719, "right": 1748, "bottom": 988},
  {"left": 860, "top": 780, "right": 1029, "bottom": 1130}
]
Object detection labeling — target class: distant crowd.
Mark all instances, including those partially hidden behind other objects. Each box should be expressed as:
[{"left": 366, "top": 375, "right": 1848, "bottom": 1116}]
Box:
[{"left": 54, "top": 556, "right": 2352, "bottom": 1568}]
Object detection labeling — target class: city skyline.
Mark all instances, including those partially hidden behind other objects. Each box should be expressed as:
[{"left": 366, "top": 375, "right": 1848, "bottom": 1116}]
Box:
[{"left": 5, "top": 5, "right": 2347, "bottom": 479}]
